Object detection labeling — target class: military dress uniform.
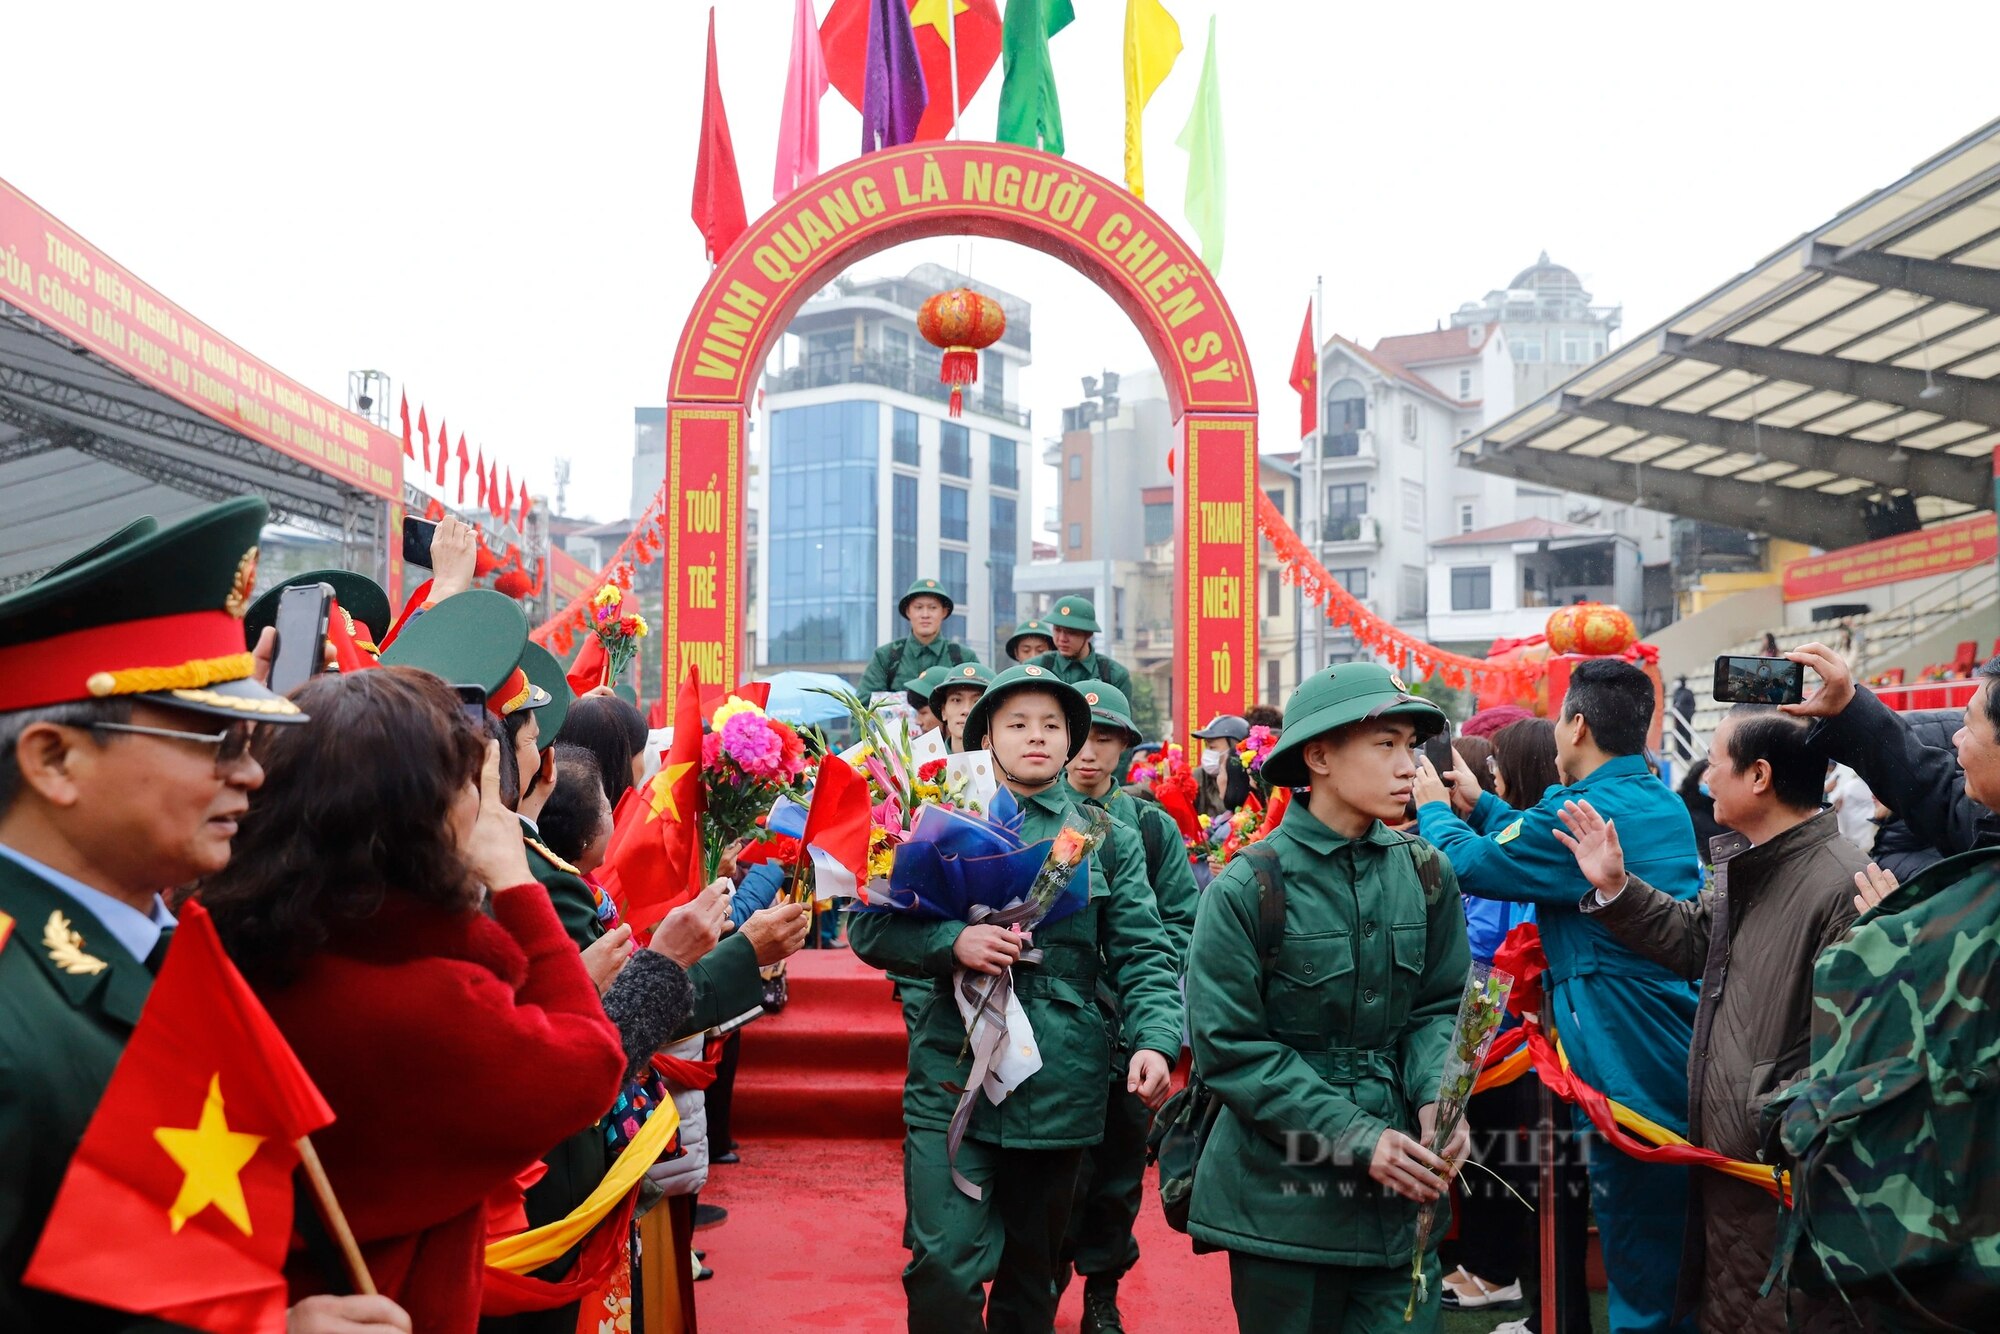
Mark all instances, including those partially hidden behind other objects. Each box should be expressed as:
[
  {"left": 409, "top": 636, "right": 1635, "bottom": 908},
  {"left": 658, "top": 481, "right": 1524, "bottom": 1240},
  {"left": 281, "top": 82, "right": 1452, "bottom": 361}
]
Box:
[
  {"left": 1185, "top": 664, "right": 1472, "bottom": 1334},
  {"left": 1059, "top": 682, "right": 1200, "bottom": 1327},
  {"left": 0, "top": 498, "right": 308, "bottom": 1332},
  {"left": 848, "top": 665, "right": 1184, "bottom": 1334},
  {"left": 1030, "top": 598, "right": 1133, "bottom": 701},
  {"left": 858, "top": 577, "right": 980, "bottom": 695}
]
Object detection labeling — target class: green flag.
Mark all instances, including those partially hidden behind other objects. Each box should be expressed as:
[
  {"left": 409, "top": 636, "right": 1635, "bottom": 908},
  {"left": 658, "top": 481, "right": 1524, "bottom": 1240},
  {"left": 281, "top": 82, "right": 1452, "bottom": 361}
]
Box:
[
  {"left": 995, "top": 0, "right": 1075, "bottom": 154},
  {"left": 1175, "top": 15, "right": 1224, "bottom": 273}
]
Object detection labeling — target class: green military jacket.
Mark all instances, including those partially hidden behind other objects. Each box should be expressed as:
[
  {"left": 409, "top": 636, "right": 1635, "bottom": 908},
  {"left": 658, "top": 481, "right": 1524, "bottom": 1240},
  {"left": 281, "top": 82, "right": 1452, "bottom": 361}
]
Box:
[
  {"left": 1184, "top": 807, "right": 1471, "bottom": 1266},
  {"left": 1078, "top": 783, "right": 1199, "bottom": 968},
  {"left": 849, "top": 784, "right": 1184, "bottom": 1148},
  {"left": 857, "top": 636, "right": 977, "bottom": 695},
  {"left": 0, "top": 855, "right": 185, "bottom": 1333},
  {"left": 1032, "top": 648, "right": 1133, "bottom": 702}
]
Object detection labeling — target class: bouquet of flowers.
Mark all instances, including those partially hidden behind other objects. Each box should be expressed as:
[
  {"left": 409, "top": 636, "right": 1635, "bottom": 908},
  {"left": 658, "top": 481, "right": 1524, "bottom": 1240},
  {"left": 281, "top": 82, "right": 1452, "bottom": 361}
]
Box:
[
  {"left": 588, "top": 574, "right": 648, "bottom": 684},
  {"left": 1406, "top": 962, "right": 1515, "bottom": 1320},
  {"left": 699, "top": 695, "right": 812, "bottom": 880},
  {"left": 1139, "top": 742, "right": 1208, "bottom": 861},
  {"left": 1237, "top": 724, "right": 1278, "bottom": 776}
]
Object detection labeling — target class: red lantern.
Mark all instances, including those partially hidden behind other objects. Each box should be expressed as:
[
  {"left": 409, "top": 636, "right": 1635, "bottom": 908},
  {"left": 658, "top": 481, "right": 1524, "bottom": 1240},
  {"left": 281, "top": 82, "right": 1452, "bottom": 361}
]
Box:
[
  {"left": 1545, "top": 602, "right": 1638, "bottom": 657},
  {"left": 493, "top": 568, "right": 533, "bottom": 599},
  {"left": 916, "top": 287, "right": 1007, "bottom": 418}
]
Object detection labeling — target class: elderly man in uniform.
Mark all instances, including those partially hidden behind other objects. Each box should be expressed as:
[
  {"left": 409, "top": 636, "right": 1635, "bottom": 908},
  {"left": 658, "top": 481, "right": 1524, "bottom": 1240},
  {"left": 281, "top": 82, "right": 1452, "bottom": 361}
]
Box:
[
  {"left": 1059, "top": 679, "right": 1199, "bottom": 1333},
  {"left": 859, "top": 578, "right": 979, "bottom": 696},
  {"left": 0, "top": 499, "right": 408, "bottom": 1333},
  {"left": 1185, "top": 663, "right": 1472, "bottom": 1333},
  {"left": 850, "top": 663, "right": 1182, "bottom": 1334},
  {"left": 1032, "top": 597, "right": 1133, "bottom": 700}
]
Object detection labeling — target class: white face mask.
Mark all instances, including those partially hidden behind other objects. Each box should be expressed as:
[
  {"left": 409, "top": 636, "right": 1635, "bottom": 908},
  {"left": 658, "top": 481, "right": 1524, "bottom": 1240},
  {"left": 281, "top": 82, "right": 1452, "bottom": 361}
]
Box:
[{"left": 1200, "top": 747, "right": 1224, "bottom": 774}]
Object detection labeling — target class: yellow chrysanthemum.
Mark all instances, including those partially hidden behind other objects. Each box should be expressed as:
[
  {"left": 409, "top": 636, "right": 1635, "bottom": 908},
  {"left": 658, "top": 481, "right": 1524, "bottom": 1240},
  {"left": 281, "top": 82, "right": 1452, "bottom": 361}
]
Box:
[
  {"left": 592, "top": 584, "right": 622, "bottom": 608},
  {"left": 712, "top": 696, "right": 765, "bottom": 726},
  {"left": 629, "top": 614, "right": 649, "bottom": 638}
]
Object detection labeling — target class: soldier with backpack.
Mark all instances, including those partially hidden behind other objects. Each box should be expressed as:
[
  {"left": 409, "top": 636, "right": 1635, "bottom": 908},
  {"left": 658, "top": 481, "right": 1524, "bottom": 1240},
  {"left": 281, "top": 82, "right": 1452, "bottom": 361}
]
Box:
[
  {"left": 858, "top": 577, "right": 980, "bottom": 695},
  {"left": 1181, "top": 662, "right": 1472, "bottom": 1333}
]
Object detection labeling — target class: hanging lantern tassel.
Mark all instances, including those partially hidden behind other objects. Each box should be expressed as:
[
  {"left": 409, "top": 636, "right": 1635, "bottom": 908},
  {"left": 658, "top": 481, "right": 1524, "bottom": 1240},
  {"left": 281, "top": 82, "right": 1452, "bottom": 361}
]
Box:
[{"left": 917, "top": 287, "right": 1006, "bottom": 420}]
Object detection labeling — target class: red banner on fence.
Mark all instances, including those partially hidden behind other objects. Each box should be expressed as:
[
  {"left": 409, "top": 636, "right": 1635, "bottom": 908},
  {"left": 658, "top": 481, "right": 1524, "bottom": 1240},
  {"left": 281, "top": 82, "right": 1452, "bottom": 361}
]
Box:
[
  {"left": 0, "top": 178, "right": 402, "bottom": 499},
  {"left": 1782, "top": 512, "right": 1997, "bottom": 601}
]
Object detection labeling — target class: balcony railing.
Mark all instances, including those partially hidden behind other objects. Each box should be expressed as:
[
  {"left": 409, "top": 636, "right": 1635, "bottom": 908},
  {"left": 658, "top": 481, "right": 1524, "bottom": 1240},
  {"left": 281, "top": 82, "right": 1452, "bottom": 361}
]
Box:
[{"left": 765, "top": 354, "right": 1030, "bottom": 427}]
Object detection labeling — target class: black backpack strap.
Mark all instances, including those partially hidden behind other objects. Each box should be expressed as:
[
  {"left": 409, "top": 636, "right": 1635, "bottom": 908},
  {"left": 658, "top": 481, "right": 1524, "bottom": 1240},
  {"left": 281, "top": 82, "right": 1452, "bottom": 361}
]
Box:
[
  {"left": 1393, "top": 832, "right": 1446, "bottom": 905},
  {"left": 947, "top": 640, "right": 968, "bottom": 666},
  {"left": 884, "top": 639, "right": 905, "bottom": 688},
  {"left": 1241, "top": 843, "right": 1286, "bottom": 971}
]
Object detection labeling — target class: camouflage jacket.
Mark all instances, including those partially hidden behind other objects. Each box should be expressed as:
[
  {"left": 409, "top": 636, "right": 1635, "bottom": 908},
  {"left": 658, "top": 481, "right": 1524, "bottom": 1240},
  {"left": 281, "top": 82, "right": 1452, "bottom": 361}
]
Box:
[{"left": 1763, "top": 843, "right": 2000, "bottom": 1310}]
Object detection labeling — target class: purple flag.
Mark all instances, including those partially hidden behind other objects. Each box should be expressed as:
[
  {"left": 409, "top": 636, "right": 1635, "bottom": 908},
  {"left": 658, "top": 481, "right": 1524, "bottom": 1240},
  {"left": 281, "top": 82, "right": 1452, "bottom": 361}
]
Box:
[{"left": 861, "top": 0, "right": 928, "bottom": 152}]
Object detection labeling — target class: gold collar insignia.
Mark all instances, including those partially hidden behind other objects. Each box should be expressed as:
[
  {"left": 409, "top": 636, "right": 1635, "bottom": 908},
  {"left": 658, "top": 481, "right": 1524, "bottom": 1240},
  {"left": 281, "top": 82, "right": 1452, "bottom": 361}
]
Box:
[{"left": 44, "top": 910, "right": 107, "bottom": 975}]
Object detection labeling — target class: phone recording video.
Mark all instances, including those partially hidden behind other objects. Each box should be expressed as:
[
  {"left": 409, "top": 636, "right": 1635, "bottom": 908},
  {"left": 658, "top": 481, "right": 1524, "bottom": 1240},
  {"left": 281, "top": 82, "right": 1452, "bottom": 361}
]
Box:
[
  {"left": 267, "top": 582, "right": 333, "bottom": 697},
  {"left": 453, "top": 685, "right": 489, "bottom": 728},
  {"left": 1713, "top": 654, "right": 1805, "bottom": 706},
  {"left": 402, "top": 516, "right": 439, "bottom": 570}
]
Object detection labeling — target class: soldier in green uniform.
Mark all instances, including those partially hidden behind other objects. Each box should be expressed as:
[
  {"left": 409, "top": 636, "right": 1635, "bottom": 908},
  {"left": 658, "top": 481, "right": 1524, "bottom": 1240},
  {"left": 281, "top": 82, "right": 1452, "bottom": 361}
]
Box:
[
  {"left": 1006, "top": 619, "right": 1056, "bottom": 664},
  {"left": 0, "top": 499, "right": 336, "bottom": 1330},
  {"left": 931, "top": 661, "right": 995, "bottom": 753},
  {"left": 1059, "top": 680, "right": 1199, "bottom": 1332},
  {"left": 1032, "top": 598, "right": 1133, "bottom": 700},
  {"left": 849, "top": 663, "right": 1184, "bottom": 1334},
  {"left": 859, "top": 577, "right": 980, "bottom": 695},
  {"left": 1185, "top": 663, "right": 1473, "bottom": 1334}
]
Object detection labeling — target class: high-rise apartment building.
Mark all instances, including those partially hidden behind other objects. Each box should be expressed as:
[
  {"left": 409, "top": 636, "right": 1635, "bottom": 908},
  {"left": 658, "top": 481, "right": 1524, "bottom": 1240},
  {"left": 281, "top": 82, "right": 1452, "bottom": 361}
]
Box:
[{"left": 754, "top": 264, "right": 1033, "bottom": 677}]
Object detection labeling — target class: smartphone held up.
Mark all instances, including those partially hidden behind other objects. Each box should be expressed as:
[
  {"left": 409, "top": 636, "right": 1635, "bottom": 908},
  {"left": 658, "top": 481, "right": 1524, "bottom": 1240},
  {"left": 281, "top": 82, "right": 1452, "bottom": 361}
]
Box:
[
  {"left": 1712, "top": 654, "right": 1804, "bottom": 706},
  {"left": 267, "top": 582, "right": 334, "bottom": 697}
]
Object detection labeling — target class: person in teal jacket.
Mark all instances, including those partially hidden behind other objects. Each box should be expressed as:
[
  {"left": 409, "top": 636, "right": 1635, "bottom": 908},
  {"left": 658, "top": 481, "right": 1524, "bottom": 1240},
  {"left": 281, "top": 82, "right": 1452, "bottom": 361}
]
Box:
[
  {"left": 849, "top": 663, "right": 1182, "bottom": 1334},
  {"left": 1413, "top": 658, "right": 1699, "bottom": 1334}
]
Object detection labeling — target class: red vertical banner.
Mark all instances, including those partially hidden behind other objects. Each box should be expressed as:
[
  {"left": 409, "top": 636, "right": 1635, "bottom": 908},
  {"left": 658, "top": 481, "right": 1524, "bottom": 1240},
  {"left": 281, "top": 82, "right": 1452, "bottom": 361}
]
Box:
[
  {"left": 386, "top": 497, "right": 405, "bottom": 605},
  {"left": 1177, "top": 414, "right": 1259, "bottom": 738},
  {"left": 663, "top": 405, "right": 745, "bottom": 693}
]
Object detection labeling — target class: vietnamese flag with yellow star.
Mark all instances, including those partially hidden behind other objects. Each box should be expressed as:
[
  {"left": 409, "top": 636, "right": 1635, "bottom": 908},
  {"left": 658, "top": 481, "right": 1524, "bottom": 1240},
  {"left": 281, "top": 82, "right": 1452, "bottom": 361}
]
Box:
[
  {"left": 23, "top": 899, "right": 334, "bottom": 1332},
  {"left": 602, "top": 666, "right": 708, "bottom": 928},
  {"left": 822, "top": 0, "right": 1002, "bottom": 143}
]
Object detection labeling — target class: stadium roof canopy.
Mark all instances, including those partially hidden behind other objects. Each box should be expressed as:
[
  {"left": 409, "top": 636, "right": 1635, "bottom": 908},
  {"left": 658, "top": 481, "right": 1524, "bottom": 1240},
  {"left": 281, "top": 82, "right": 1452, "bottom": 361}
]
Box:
[{"left": 1463, "top": 118, "right": 2000, "bottom": 549}]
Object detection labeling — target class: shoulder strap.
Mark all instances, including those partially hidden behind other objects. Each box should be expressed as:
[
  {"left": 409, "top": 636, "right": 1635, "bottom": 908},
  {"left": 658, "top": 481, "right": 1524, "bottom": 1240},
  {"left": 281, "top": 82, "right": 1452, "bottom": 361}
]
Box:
[
  {"left": 884, "top": 639, "right": 905, "bottom": 686},
  {"left": 947, "top": 640, "right": 968, "bottom": 665},
  {"left": 1393, "top": 832, "right": 1446, "bottom": 905},
  {"left": 1241, "top": 843, "right": 1286, "bottom": 971}
]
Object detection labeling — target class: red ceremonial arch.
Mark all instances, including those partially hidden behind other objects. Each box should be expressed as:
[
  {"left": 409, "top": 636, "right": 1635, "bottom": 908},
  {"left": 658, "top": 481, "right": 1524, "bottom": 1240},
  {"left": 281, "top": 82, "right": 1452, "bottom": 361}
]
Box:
[{"left": 665, "top": 141, "right": 1258, "bottom": 731}]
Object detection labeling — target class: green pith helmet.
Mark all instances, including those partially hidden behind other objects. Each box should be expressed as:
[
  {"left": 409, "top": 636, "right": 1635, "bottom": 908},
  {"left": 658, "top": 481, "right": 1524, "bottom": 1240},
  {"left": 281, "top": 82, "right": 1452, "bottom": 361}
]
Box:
[
  {"left": 928, "top": 659, "right": 995, "bottom": 712},
  {"left": 1005, "top": 618, "right": 1056, "bottom": 658},
  {"left": 1075, "top": 679, "right": 1141, "bottom": 746},
  {"left": 898, "top": 576, "right": 956, "bottom": 619},
  {"left": 243, "top": 569, "right": 393, "bottom": 651},
  {"left": 1261, "top": 662, "right": 1447, "bottom": 788},
  {"left": 905, "top": 664, "right": 950, "bottom": 711},
  {"left": 517, "top": 641, "right": 572, "bottom": 741},
  {"left": 379, "top": 589, "right": 549, "bottom": 718},
  {"left": 1044, "top": 596, "right": 1101, "bottom": 635},
  {"left": 35, "top": 516, "right": 159, "bottom": 583},
  {"left": 613, "top": 683, "right": 639, "bottom": 708},
  {"left": 961, "top": 662, "right": 1092, "bottom": 758},
  {"left": 0, "top": 496, "right": 305, "bottom": 723}
]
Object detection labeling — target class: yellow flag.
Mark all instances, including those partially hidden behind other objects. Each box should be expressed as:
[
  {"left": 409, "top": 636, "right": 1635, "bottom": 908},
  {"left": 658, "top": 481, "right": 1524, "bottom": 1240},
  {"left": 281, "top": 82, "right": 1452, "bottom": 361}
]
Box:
[{"left": 1123, "top": 0, "right": 1182, "bottom": 199}]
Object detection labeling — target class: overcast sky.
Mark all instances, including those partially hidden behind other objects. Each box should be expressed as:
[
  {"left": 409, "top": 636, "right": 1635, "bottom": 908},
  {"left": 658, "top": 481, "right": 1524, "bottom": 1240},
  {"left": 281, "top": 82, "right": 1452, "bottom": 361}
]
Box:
[{"left": 9, "top": 2, "right": 2000, "bottom": 529}]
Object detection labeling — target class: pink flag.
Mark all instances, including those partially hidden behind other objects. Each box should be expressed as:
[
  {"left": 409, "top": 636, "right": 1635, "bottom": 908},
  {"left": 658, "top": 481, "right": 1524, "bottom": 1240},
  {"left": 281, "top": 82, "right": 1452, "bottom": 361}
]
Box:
[{"left": 773, "top": 0, "right": 830, "bottom": 201}]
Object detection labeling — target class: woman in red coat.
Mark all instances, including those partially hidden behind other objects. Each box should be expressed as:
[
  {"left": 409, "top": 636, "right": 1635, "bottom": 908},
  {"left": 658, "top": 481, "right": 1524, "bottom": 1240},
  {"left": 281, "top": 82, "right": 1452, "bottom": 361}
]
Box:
[{"left": 198, "top": 667, "right": 625, "bottom": 1331}]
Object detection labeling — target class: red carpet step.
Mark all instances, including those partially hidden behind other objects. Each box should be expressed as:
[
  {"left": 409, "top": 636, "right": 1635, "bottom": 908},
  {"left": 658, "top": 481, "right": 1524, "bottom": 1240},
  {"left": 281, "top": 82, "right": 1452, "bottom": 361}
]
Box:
[{"left": 731, "top": 947, "right": 909, "bottom": 1139}]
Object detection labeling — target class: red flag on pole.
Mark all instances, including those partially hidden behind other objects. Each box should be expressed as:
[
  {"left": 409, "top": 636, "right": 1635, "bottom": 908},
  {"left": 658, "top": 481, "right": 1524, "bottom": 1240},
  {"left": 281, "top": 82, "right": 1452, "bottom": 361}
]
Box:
[
  {"left": 434, "top": 418, "right": 449, "bottom": 487},
  {"left": 602, "top": 668, "right": 708, "bottom": 927},
  {"left": 503, "top": 468, "right": 515, "bottom": 515},
  {"left": 516, "top": 484, "right": 532, "bottom": 531},
  {"left": 416, "top": 406, "right": 431, "bottom": 471},
  {"left": 800, "top": 755, "right": 874, "bottom": 901},
  {"left": 476, "top": 448, "right": 489, "bottom": 507},
  {"left": 566, "top": 634, "right": 608, "bottom": 697},
  {"left": 456, "top": 435, "right": 471, "bottom": 504},
  {"left": 22, "top": 901, "right": 336, "bottom": 1332},
  {"left": 398, "top": 392, "right": 413, "bottom": 459},
  {"left": 488, "top": 463, "right": 502, "bottom": 519},
  {"left": 1289, "top": 301, "right": 1317, "bottom": 439},
  {"left": 690, "top": 7, "right": 749, "bottom": 263}
]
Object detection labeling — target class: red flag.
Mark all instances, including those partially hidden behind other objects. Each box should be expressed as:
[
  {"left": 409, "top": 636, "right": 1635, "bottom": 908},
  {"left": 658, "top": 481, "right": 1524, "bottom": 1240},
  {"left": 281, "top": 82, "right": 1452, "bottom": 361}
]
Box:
[
  {"left": 324, "top": 596, "right": 378, "bottom": 672},
  {"left": 488, "top": 462, "right": 503, "bottom": 519},
  {"left": 691, "top": 8, "right": 749, "bottom": 263},
  {"left": 699, "top": 680, "right": 772, "bottom": 719},
  {"left": 567, "top": 633, "right": 609, "bottom": 696},
  {"left": 434, "top": 417, "right": 449, "bottom": 487},
  {"left": 456, "top": 435, "right": 471, "bottom": 504},
  {"left": 648, "top": 695, "right": 668, "bottom": 728},
  {"left": 602, "top": 668, "right": 707, "bottom": 927},
  {"left": 416, "top": 405, "right": 431, "bottom": 471},
  {"left": 399, "top": 392, "right": 413, "bottom": 459},
  {"left": 821, "top": 0, "right": 1002, "bottom": 143},
  {"left": 23, "top": 901, "right": 335, "bottom": 1332},
  {"left": 476, "top": 447, "right": 489, "bottom": 507},
  {"left": 516, "top": 483, "right": 532, "bottom": 531},
  {"left": 801, "top": 755, "right": 873, "bottom": 901},
  {"left": 1290, "top": 300, "right": 1317, "bottom": 439},
  {"left": 503, "top": 468, "right": 515, "bottom": 515}
]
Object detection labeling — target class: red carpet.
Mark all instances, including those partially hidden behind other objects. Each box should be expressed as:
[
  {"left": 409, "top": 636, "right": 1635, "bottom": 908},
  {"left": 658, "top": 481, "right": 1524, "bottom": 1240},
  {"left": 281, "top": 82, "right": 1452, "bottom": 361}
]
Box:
[{"left": 699, "top": 948, "right": 1235, "bottom": 1330}]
